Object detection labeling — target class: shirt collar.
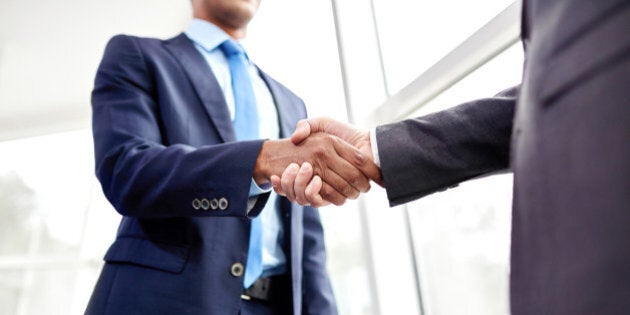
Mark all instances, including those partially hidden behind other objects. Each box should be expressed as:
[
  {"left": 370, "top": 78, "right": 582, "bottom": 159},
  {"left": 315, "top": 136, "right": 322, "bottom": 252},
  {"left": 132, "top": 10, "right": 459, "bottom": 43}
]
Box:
[{"left": 184, "top": 19, "right": 251, "bottom": 61}]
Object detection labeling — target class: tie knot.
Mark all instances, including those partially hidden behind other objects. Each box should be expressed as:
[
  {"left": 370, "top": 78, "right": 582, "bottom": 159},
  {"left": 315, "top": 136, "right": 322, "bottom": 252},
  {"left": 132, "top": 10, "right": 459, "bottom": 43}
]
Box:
[{"left": 220, "top": 39, "right": 244, "bottom": 57}]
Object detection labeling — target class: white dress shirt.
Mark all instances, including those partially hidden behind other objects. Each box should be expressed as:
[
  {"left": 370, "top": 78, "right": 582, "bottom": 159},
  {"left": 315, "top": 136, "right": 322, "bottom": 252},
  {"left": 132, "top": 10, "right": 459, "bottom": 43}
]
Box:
[{"left": 185, "top": 19, "right": 286, "bottom": 276}]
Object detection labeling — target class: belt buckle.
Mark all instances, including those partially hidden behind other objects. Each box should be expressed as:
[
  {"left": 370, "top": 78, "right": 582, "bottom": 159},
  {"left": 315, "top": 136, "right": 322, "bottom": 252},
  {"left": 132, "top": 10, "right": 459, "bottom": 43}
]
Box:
[{"left": 242, "top": 276, "right": 273, "bottom": 301}]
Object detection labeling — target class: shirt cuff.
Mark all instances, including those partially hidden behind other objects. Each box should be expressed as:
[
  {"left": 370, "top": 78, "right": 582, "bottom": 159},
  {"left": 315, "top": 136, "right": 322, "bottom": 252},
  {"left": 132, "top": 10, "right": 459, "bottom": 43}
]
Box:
[
  {"left": 247, "top": 178, "right": 272, "bottom": 214},
  {"left": 370, "top": 128, "right": 381, "bottom": 167},
  {"left": 249, "top": 178, "right": 272, "bottom": 197}
]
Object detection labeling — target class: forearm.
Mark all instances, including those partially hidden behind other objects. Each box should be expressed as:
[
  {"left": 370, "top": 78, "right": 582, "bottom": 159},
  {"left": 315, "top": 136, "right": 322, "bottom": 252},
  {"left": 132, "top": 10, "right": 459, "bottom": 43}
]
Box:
[
  {"left": 95, "top": 136, "right": 265, "bottom": 218},
  {"left": 378, "top": 86, "right": 518, "bottom": 206}
]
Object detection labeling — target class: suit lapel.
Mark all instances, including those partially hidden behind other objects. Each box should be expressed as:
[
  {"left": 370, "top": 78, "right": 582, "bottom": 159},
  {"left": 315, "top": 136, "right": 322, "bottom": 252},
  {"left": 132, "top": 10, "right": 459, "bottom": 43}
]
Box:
[
  {"left": 164, "top": 33, "right": 237, "bottom": 142},
  {"left": 257, "top": 69, "right": 301, "bottom": 139}
]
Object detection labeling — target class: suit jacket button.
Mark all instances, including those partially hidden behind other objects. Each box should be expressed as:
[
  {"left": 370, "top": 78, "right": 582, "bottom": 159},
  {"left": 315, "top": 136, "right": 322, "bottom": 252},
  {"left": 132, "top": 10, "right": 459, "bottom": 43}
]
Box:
[
  {"left": 201, "top": 198, "right": 210, "bottom": 210},
  {"left": 210, "top": 198, "right": 219, "bottom": 210},
  {"left": 218, "top": 198, "right": 228, "bottom": 210},
  {"left": 230, "top": 262, "right": 244, "bottom": 277},
  {"left": 192, "top": 198, "right": 201, "bottom": 210}
]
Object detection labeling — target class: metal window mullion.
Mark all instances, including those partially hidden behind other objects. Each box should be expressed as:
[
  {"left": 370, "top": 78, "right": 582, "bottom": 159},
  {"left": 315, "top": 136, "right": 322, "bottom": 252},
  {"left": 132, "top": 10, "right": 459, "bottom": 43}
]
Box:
[
  {"left": 329, "top": 0, "right": 383, "bottom": 313},
  {"left": 369, "top": 0, "right": 522, "bottom": 125}
]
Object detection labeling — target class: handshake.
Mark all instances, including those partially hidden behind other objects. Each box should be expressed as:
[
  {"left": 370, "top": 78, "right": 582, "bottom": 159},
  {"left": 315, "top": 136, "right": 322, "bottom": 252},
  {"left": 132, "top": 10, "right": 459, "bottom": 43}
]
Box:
[{"left": 254, "top": 117, "right": 383, "bottom": 208}]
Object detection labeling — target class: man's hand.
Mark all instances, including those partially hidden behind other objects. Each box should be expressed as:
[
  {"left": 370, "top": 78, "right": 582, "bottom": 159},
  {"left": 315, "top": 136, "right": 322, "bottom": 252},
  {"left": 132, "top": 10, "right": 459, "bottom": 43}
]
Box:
[
  {"left": 272, "top": 162, "right": 329, "bottom": 207},
  {"left": 291, "top": 118, "right": 375, "bottom": 171},
  {"left": 270, "top": 117, "right": 383, "bottom": 207},
  {"left": 254, "top": 132, "right": 379, "bottom": 206}
]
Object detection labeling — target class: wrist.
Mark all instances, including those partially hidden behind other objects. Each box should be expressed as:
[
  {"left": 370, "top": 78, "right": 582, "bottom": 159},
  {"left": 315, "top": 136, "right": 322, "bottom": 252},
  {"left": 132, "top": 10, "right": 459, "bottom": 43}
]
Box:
[
  {"left": 368, "top": 128, "right": 380, "bottom": 167},
  {"left": 253, "top": 139, "right": 290, "bottom": 185},
  {"left": 254, "top": 140, "right": 272, "bottom": 185}
]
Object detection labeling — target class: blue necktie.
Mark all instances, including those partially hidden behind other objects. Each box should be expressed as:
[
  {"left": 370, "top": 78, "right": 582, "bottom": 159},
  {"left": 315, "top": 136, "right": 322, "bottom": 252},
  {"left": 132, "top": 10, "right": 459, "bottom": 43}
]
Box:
[
  {"left": 220, "top": 39, "right": 263, "bottom": 288},
  {"left": 220, "top": 39, "right": 260, "bottom": 140}
]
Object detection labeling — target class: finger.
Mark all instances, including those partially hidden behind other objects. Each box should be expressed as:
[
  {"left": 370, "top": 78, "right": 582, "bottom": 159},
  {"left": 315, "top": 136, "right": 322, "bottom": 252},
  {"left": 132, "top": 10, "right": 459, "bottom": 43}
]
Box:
[
  {"left": 290, "top": 119, "right": 312, "bottom": 145},
  {"left": 314, "top": 165, "right": 361, "bottom": 201},
  {"left": 294, "top": 162, "right": 314, "bottom": 206},
  {"left": 280, "top": 163, "right": 300, "bottom": 202},
  {"left": 337, "top": 138, "right": 383, "bottom": 189},
  {"left": 319, "top": 181, "right": 347, "bottom": 206},
  {"left": 327, "top": 137, "right": 373, "bottom": 194},
  {"left": 304, "top": 176, "right": 331, "bottom": 207},
  {"left": 291, "top": 117, "right": 339, "bottom": 144},
  {"left": 371, "top": 172, "right": 385, "bottom": 187},
  {"left": 271, "top": 175, "right": 285, "bottom": 196}
]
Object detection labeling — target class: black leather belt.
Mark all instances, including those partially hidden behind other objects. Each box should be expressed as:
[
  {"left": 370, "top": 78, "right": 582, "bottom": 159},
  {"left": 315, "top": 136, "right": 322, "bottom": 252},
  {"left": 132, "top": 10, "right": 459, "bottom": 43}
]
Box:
[{"left": 241, "top": 275, "right": 290, "bottom": 302}]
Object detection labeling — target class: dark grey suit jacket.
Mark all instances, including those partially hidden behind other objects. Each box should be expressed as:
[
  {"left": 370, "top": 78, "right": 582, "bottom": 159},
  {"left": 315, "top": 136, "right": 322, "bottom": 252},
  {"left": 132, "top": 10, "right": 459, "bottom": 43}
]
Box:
[{"left": 376, "top": 1, "right": 630, "bottom": 314}]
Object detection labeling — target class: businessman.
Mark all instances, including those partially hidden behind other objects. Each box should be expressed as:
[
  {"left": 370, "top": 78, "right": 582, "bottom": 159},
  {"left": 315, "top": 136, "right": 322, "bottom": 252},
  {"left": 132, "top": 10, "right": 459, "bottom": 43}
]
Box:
[
  {"left": 275, "top": 1, "right": 630, "bottom": 314},
  {"left": 85, "top": 0, "right": 380, "bottom": 314}
]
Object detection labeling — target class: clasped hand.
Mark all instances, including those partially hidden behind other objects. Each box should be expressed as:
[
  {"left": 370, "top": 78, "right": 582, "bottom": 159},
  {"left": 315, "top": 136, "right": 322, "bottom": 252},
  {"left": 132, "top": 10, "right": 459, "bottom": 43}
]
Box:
[{"left": 266, "top": 117, "right": 382, "bottom": 207}]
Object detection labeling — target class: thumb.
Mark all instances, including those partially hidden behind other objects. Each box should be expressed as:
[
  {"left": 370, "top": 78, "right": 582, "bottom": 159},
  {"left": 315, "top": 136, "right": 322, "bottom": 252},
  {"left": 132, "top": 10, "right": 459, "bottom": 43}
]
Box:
[{"left": 290, "top": 119, "right": 312, "bottom": 145}]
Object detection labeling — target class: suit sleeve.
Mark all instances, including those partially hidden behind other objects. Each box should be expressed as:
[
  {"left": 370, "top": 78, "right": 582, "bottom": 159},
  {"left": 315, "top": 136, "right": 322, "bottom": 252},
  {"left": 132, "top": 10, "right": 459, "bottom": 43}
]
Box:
[
  {"left": 91, "top": 35, "right": 268, "bottom": 218},
  {"left": 376, "top": 86, "right": 519, "bottom": 206}
]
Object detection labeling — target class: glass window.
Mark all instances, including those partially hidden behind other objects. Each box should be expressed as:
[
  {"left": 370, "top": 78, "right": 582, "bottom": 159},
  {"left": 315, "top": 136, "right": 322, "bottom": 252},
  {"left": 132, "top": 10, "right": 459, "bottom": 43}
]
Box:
[
  {"left": 0, "top": 130, "right": 118, "bottom": 315},
  {"left": 405, "top": 44, "right": 523, "bottom": 315},
  {"left": 413, "top": 43, "right": 523, "bottom": 116},
  {"left": 0, "top": 131, "right": 91, "bottom": 255},
  {"left": 372, "top": 0, "right": 515, "bottom": 94},
  {"left": 409, "top": 175, "right": 513, "bottom": 315}
]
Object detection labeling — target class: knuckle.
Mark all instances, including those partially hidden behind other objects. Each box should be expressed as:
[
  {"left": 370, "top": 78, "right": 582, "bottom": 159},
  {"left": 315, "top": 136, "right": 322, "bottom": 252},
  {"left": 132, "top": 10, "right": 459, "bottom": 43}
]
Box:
[
  {"left": 342, "top": 186, "right": 357, "bottom": 198},
  {"left": 332, "top": 197, "right": 346, "bottom": 206},
  {"left": 349, "top": 174, "right": 365, "bottom": 188},
  {"left": 314, "top": 166, "right": 327, "bottom": 180},
  {"left": 320, "top": 184, "right": 346, "bottom": 206},
  {"left": 313, "top": 147, "right": 327, "bottom": 159},
  {"left": 320, "top": 187, "right": 332, "bottom": 199}
]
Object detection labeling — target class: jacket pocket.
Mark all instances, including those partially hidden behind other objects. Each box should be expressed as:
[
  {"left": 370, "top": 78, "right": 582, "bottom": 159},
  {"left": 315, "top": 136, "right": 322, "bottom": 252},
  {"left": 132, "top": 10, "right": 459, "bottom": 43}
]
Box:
[
  {"left": 540, "top": 5, "right": 630, "bottom": 106},
  {"left": 104, "top": 237, "right": 190, "bottom": 273}
]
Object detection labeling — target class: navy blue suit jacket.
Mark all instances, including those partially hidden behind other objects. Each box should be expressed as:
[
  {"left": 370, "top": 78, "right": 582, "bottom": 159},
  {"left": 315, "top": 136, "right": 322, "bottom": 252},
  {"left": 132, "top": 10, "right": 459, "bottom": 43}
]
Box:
[{"left": 86, "top": 33, "right": 337, "bottom": 315}]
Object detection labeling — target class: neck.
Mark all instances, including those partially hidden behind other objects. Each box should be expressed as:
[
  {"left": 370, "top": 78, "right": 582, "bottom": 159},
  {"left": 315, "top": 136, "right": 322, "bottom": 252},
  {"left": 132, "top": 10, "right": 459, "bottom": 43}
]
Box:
[
  {"left": 193, "top": 16, "right": 248, "bottom": 40},
  {"left": 223, "top": 28, "right": 247, "bottom": 40}
]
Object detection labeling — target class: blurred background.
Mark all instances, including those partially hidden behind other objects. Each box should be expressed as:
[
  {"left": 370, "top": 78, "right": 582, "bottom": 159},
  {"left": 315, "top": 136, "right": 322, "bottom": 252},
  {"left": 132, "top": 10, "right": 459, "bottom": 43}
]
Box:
[{"left": 0, "top": 0, "right": 523, "bottom": 314}]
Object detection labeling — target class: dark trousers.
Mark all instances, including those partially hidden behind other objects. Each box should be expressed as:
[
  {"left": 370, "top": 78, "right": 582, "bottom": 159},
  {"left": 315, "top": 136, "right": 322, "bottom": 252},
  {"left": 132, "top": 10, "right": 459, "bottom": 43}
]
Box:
[{"left": 239, "top": 275, "right": 293, "bottom": 315}]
